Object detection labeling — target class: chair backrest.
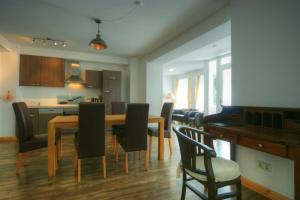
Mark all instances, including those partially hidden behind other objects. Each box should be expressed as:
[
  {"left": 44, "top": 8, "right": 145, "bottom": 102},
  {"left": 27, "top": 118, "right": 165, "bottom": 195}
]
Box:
[
  {"left": 173, "top": 126, "right": 216, "bottom": 182},
  {"left": 78, "top": 102, "right": 105, "bottom": 159},
  {"left": 111, "top": 101, "right": 126, "bottom": 114},
  {"left": 161, "top": 102, "right": 173, "bottom": 130},
  {"left": 12, "top": 102, "right": 34, "bottom": 142},
  {"left": 124, "top": 103, "right": 149, "bottom": 151}
]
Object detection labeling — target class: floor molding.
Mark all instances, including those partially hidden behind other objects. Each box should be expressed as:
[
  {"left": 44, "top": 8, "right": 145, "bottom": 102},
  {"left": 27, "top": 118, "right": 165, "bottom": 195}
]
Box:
[
  {"left": 241, "top": 176, "right": 291, "bottom": 200},
  {"left": 0, "top": 136, "right": 17, "bottom": 142}
]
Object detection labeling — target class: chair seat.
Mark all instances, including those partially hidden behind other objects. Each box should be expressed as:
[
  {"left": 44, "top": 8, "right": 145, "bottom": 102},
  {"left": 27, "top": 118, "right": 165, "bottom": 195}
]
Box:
[
  {"left": 147, "top": 127, "right": 170, "bottom": 138},
  {"left": 19, "top": 134, "right": 48, "bottom": 153},
  {"left": 112, "top": 125, "right": 125, "bottom": 135},
  {"left": 186, "top": 156, "right": 241, "bottom": 183}
]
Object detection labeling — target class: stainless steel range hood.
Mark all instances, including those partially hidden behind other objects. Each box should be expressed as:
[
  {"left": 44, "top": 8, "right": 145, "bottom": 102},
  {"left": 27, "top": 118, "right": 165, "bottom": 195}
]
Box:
[{"left": 65, "top": 61, "right": 85, "bottom": 84}]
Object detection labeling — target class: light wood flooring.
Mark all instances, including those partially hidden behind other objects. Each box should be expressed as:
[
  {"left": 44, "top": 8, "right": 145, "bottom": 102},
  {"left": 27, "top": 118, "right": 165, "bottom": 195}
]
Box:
[{"left": 0, "top": 132, "right": 268, "bottom": 200}]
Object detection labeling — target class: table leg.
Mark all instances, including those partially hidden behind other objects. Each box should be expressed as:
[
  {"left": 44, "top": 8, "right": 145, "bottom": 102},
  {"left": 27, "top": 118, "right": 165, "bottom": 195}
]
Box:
[
  {"left": 158, "top": 119, "right": 164, "bottom": 160},
  {"left": 48, "top": 122, "right": 55, "bottom": 177}
]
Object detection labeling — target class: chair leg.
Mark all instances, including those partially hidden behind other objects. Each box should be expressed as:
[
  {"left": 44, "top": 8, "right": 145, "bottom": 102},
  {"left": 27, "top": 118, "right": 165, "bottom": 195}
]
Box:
[
  {"left": 149, "top": 135, "right": 152, "bottom": 160},
  {"left": 115, "top": 142, "right": 119, "bottom": 161},
  {"left": 125, "top": 152, "right": 129, "bottom": 174},
  {"left": 168, "top": 137, "right": 173, "bottom": 155},
  {"left": 101, "top": 156, "right": 106, "bottom": 178},
  {"left": 16, "top": 153, "right": 23, "bottom": 175},
  {"left": 144, "top": 150, "right": 148, "bottom": 171},
  {"left": 207, "top": 184, "right": 217, "bottom": 200},
  {"left": 77, "top": 159, "right": 81, "bottom": 183},
  {"left": 237, "top": 179, "right": 242, "bottom": 200},
  {"left": 181, "top": 171, "right": 187, "bottom": 200},
  {"left": 57, "top": 129, "right": 62, "bottom": 161}
]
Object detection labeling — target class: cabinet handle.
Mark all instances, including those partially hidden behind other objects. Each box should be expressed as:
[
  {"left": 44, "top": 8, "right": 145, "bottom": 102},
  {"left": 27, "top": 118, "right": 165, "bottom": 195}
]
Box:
[
  {"left": 219, "top": 134, "right": 223, "bottom": 138},
  {"left": 258, "top": 143, "right": 263, "bottom": 148},
  {"left": 30, "top": 114, "right": 36, "bottom": 117},
  {"left": 104, "top": 90, "right": 110, "bottom": 93},
  {"left": 110, "top": 76, "right": 116, "bottom": 80}
]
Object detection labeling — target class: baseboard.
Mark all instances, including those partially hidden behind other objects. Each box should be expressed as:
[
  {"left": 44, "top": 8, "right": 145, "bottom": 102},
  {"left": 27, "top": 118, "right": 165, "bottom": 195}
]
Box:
[
  {"left": 0, "top": 136, "right": 17, "bottom": 142},
  {"left": 241, "top": 176, "right": 291, "bottom": 200}
]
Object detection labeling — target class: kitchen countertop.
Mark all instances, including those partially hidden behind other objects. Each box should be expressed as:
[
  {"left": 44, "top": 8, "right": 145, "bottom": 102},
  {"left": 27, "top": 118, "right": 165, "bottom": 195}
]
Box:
[{"left": 27, "top": 104, "right": 78, "bottom": 109}]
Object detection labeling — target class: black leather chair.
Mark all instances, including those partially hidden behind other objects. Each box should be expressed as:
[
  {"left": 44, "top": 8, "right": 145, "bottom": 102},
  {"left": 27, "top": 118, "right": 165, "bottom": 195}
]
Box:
[
  {"left": 111, "top": 102, "right": 126, "bottom": 152},
  {"left": 74, "top": 102, "right": 106, "bottom": 183},
  {"left": 173, "top": 126, "right": 241, "bottom": 200},
  {"left": 12, "top": 102, "right": 59, "bottom": 175},
  {"left": 115, "top": 103, "right": 149, "bottom": 173},
  {"left": 148, "top": 102, "right": 173, "bottom": 159}
]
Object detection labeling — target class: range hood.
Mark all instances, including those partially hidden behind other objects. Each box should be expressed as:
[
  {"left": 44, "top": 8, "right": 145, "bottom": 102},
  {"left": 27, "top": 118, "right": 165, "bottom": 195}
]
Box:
[{"left": 65, "top": 61, "right": 85, "bottom": 83}]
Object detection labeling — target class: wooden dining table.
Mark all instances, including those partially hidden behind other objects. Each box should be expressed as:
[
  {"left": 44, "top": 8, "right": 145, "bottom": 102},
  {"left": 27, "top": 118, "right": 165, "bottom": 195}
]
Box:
[{"left": 47, "top": 114, "right": 164, "bottom": 177}]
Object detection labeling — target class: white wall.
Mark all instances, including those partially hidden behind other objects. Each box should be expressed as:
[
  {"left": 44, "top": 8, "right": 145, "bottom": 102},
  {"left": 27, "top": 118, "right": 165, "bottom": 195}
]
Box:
[
  {"left": 231, "top": 0, "right": 300, "bottom": 199},
  {"left": 146, "top": 63, "right": 163, "bottom": 115},
  {"left": 129, "top": 57, "right": 146, "bottom": 103},
  {"left": 0, "top": 51, "right": 19, "bottom": 136}
]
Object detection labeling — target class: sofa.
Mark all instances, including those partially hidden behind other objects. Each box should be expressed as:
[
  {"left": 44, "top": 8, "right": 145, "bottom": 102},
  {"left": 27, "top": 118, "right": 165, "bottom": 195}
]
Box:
[{"left": 172, "top": 108, "right": 204, "bottom": 128}]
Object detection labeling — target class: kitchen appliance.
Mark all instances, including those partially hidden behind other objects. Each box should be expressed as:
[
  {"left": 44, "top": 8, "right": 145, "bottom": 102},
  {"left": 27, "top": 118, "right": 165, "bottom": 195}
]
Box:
[{"left": 65, "top": 61, "right": 85, "bottom": 83}]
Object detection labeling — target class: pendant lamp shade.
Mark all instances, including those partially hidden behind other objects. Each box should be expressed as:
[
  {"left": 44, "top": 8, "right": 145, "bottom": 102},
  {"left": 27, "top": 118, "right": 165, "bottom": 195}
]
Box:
[{"left": 89, "top": 19, "right": 107, "bottom": 50}]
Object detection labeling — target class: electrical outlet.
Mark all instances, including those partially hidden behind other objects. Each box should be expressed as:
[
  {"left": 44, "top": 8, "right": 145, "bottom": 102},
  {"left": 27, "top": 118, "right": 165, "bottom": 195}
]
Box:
[{"left": 257, "top": 161, "right": 271, "bottom": 172}]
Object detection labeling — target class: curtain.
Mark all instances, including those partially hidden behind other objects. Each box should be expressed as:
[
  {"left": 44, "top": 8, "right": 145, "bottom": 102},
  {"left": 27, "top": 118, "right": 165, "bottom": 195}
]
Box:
[
  {"left": 194, "top": 75, "right": 200, "bottom": 108},
  {"left": 174, "top": 79, "right": 179, "bottom": 108},
  {"left": 188, "top": 78, "right": 192, "bottom": 108}
]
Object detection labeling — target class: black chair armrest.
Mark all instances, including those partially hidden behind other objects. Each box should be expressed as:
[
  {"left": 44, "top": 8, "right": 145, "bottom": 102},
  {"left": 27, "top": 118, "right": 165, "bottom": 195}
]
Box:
[{"left": 194, "top": 112, "right": 204, "bottom": 128}]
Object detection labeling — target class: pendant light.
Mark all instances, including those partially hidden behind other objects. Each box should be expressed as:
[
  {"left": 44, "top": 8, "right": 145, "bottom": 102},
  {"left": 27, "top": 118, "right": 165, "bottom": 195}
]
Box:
[{"left": 89, "top": 19, "right": 107, "bottom": 50}]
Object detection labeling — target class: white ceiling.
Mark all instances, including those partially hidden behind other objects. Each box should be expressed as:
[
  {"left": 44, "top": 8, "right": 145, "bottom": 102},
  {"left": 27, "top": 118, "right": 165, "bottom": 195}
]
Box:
[
  {"left": 164, "top": 36, "right": 231, "bottom": 75},
  {"left": 0, "top": 0, "right": 229, "bottom": 57}
]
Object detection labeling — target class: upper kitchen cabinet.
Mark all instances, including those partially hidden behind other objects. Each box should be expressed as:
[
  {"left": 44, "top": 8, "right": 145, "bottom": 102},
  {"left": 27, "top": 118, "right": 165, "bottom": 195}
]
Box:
[
  {"left": 85, "top": 70, "right": 100, "bottom": 88},
  {"left": 19, "top": 54, "right": 65, "bottom": 87}
]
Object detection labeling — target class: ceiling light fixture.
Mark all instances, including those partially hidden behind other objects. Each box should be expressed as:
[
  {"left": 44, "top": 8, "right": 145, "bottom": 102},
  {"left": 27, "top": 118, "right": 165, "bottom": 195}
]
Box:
[
  {"left": 168, "top": 68, "right": 176, "bottom": 72},
  {"left": 32, "top": 37, "right": 67, "bottom": 47},
  {"left": 89, "top": 19, "right": 107, "bottom": 51}
]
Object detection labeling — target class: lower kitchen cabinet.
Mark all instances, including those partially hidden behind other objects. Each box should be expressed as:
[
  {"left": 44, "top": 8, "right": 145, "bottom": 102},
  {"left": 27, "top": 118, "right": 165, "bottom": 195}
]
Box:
[{"left": 29, "top": 108, "right": 39, "bottom": 135}]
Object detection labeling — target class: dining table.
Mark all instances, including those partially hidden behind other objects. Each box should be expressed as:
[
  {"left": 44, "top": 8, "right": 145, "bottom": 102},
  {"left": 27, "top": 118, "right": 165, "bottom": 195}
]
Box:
[{"left": 47, "top": 114, "right": 164, "bottom": 177}]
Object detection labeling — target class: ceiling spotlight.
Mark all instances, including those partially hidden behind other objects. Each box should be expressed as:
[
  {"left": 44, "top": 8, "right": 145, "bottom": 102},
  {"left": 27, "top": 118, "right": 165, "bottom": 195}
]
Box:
[
  {"left": 54, "top": 41, "right": 58, "bottom": 46},
  {"left": 42, "top": 40, "right": 46, "bottom": 46},
  {"left": 62, "top": 43, "right": 67, "bottom": 47},
  {"left": 168, "top": 68, "right": 175, "bottom": 72},
  {"left": 89, "top": 18, "right": 107, "bottom": 51}
]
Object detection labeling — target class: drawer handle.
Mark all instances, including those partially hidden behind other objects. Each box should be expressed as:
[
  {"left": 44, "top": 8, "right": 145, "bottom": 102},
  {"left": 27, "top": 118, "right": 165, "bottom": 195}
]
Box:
[
  {"left": 258, "top": 143, "right": 263, "bottom": 148},
  {"left": 104, "top": 90, "right": 110, "bottom": 93},
  {"left": 219, "top": 134, "right": 223, "bottom": 138}
]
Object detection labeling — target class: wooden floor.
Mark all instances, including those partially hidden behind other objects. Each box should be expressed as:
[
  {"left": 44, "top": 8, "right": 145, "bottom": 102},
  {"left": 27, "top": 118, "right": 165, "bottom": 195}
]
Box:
[{"left": 0, "top": 132, "right": 268, "bottom": 200}]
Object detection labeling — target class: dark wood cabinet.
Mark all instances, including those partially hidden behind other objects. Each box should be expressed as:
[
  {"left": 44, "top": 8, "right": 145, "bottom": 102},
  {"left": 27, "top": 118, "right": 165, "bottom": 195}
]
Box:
[
  {"left": 101, "top": 70, "right": 121, "bottom": 114},
  {"left": 85, "top": 70, "right": 100, "bottom": 88},
  {"left": 19, "top": 55, "right": 65, "bottom": 87}
]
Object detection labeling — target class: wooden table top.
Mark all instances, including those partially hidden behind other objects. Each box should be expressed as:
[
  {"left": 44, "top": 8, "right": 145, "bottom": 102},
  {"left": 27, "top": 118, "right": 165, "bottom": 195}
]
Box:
[{"left": 49, "top": 114, "right": 163, "bottom": 126}]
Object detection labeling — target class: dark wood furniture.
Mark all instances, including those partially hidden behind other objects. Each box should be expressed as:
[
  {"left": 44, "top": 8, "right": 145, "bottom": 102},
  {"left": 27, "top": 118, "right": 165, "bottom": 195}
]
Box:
[
  {"left": 173, "top": 126, "right": 241, "bottom": 200},
  {"left": 19, "top": 54, "right": 65, "bottom": 87},
  {"left": 85, "top": 70, "right": 100, "bottom": 88},
  {"left": 74, "top": 102, "right": 106, "bottom": 183},
  {"left": 115, "top": 103, "right": 149, "bottom": 174},
  {"left": 203, "top": 106, "right": 300, "bottom": 200},
  {"left": 101, "top": 70, "right": 121, "bottom": 114}
]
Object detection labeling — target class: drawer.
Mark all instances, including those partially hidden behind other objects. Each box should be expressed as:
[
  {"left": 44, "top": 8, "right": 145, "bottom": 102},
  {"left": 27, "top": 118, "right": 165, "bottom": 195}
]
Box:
[
  {"left": 239, "top": 136, "right": 287, "bottom": 157},
  {"left": 206, "top": 128, "right": 237, "bottom": 143}
]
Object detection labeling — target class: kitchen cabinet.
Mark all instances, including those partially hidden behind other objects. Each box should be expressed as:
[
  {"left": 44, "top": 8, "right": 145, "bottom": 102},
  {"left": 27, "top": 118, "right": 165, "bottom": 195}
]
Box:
[
  {"left": 19, "top": 54, "right": 65, "bottom": 87},
  {"left": 101, "top": 70, "right": 121, "bottom": 114},
  {"left": 29, "top": 108, "right": 39, "bottom": 135},
  {"left": 38, "top": 108, "right": 63, "bottom": 135},
  {"left": 85, "top": 70, "right": 100, "bottom": 88}
]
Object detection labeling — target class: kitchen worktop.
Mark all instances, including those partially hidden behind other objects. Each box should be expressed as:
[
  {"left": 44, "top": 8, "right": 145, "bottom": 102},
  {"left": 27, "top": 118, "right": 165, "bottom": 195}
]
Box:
[{"left": 27, "top": 104, "right": 79, "bottom": 109}]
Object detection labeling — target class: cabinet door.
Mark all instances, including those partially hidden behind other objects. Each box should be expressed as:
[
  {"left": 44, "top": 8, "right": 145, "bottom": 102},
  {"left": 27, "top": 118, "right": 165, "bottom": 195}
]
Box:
[
  {"left": 85, "top": 70, "right": 100, "bottom": 88},
  {"left": 40, "top": 57, "right": 65, "bottom": 87},
  {"left": 19, "top": 55, "right": 41, "bottom": 86},
  {"left": 102, "top": 71, "right": 121, "bottom": 114},
  {"left": 38, "top": 113, "right": 60, "bottom": 135},
  {"left": 29, "top": 108, "right": 39, "bottom": 135}
]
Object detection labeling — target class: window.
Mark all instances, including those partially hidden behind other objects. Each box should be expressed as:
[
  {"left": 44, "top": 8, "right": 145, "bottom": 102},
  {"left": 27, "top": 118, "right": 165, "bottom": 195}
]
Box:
[
  {"left": 208, "top": 60, "right": 217, "bottom": 114},
  {"left": 195, "top": 75, "right": 204, "bottom": 112},
  {"left": 175, "top": 78, "right": 188, "bottom": 109},
  {"left": 220, "top": 55, "right": 231, "bottom": 65},
  {"left": 221, "top": 68, "right": 231, "bottom": 106}
]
